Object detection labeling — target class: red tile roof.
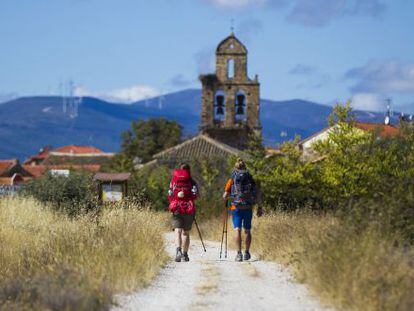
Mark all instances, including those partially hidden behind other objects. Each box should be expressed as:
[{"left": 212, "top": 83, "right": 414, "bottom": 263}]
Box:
[
  {"left": 354, "top": 122, "right": 400, "bottom": 138},
  {"left": 23, "top": 146, "right": 51, "bottom": 165},
  {"left": 22, "top": 165, "right": 47, "bottom": 178},
  {"left": 53, "top": 145, "right": 106, "bottom": 154},
  {"left": 0, "top": 159, "right": 18, "bottom": 176}
]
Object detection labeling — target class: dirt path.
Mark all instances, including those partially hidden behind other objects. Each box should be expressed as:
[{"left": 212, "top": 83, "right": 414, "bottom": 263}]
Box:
[{"left": 113, "top": 233, "right": 331, "bottom": 311}]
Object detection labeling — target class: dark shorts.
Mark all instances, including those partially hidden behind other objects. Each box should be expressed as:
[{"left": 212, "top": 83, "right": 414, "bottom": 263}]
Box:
[
  {"left": 172, "top": 213, "right": 194, "bottom": 231},
  {"left": 231, "top": 209, "right": 253, "bottom": 230}
]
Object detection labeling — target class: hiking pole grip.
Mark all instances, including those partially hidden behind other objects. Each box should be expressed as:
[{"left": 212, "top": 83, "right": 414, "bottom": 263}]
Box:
[{"left": 194, "top": 218, "right": 206, "bottom": 252}]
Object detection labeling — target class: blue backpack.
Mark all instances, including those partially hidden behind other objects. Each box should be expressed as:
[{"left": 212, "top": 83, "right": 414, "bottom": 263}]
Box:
[{"left": 231, "top": 170, "right": 256, "bottom": 208}]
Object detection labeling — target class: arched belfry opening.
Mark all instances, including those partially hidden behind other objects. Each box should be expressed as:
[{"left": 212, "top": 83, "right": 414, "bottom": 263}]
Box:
[
  {"left": 235, "top": 90, "right": 247, "bottom": 121},
  {"left": 199, "top": 32, "right": 261, "bottom": 150},
  {"left": 214, "top": 91, "right": 226, "bottom": 121},
  {"left": 227, "top": 59, "right": 235, "bottom": 79}
]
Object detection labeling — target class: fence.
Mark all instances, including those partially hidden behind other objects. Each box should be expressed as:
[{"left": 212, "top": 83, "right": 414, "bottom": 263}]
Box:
[{"left": 0, "top": 185, "right": 22, "bottom": 197}]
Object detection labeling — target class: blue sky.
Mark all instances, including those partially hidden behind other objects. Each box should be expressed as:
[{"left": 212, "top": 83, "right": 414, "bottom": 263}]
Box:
[{"left": 1, "top": 0, "right": 413, "bottom": 112}]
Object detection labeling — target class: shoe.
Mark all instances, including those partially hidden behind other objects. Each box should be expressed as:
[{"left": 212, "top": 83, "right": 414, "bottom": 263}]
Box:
[
  {"left": 175, "top": 248, "right": 182, "bottom": 262},
  {"left": 182, "top": 252, "right": 190, "bottom": 262},
  {"left": 235, "top": 251, "right": 243, "bottom": 262},
  {"left": 244, "top": 251, "right": 251, "bottom": 261}
]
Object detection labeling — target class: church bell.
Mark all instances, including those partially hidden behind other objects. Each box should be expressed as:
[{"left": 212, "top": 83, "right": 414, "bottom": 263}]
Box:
[
  {"left": 236, "top": 94, "right": 245, "bottom": 115},
  {"left": 215, "top": 95, "right": 225, "bottom": 115}
]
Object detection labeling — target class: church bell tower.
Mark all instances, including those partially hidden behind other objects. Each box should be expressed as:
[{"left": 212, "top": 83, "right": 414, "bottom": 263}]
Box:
[{"left": 199, "top": 32, "right": 261, "bottom": 150}]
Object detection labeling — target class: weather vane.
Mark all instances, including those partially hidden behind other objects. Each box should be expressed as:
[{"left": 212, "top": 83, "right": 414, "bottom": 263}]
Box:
[{"left": 230, "top": 18, "right": 235, "bottom": 34}]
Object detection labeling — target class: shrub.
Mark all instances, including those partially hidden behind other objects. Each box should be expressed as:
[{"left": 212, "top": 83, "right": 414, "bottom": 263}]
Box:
[{"left": 22, "top": 171, "right": 97, "bottom": 216}]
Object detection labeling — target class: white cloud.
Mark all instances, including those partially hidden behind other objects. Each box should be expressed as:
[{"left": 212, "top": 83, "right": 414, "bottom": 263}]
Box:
[
  {"left": 346, "top": 59, "right": 414, "bottom": 93},
  {"left": 350, "top": 93, "right": 384, "bottom": 112},
  {"left": 74, "top": 85, "right": 161, "bottom": 103}
]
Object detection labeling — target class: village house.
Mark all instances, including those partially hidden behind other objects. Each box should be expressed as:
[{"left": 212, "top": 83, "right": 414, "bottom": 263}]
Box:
[
  {"left": 23, "top": 145, "right": 114, "bottom": 177},
  {"left": 298, "top": 121, "right": 400, "bottom": 159},
  {"left": 0, "top": 145, "right": 114, "bottom": 187},
  {"left": 0, "top": 159, "right": 32, "bottom": 187}
]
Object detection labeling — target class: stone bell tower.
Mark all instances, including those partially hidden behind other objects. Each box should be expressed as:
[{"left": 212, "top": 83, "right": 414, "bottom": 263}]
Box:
[{"left": 199, "top": 32, "right": 261, "bottom": 150}]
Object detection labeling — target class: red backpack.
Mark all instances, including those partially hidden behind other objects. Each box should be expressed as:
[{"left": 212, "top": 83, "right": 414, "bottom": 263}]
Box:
[{"left": 168, "top": 169, "right": 197, "bottom": 214}]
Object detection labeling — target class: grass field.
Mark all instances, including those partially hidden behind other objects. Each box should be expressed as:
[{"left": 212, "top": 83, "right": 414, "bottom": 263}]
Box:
[
  {"left": 0, "top": 197, "right": 168, "bottom": 310},
  {"left": 200, "top": 211, "right": 414, "bottom": 311}
]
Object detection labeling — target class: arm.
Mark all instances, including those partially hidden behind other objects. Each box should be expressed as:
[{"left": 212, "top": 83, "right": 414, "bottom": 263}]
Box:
[{"left": 223, "top": 178, "right": 233, "bottom": 199}]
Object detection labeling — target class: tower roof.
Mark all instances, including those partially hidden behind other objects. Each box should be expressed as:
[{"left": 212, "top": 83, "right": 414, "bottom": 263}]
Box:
[{"left": 216, "top": 33, "right": 247, "bottom": 55}]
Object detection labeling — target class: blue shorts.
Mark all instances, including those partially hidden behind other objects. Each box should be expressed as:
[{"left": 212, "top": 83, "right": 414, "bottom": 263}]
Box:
[{"left": 231, "top": 209, "right": 253, "bottom": 230}]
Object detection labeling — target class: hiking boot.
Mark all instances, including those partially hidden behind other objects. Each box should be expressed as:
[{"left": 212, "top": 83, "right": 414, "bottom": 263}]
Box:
[
  {"left": 244, "top": 251, "right": 251, "bottom": 261},
  {"left": 182, "top": 252, "right": 190, "bottom": 262},
  {"left": 175, "top": 248, "right": 182, "bottom": 262},
  {"left": 235, "top": 251, "right": 243, "bottom": 262}
]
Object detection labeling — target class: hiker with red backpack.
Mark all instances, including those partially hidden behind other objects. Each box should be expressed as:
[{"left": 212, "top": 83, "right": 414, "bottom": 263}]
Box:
[
  {"left": 223, "top": 158, "right": 262, "bottom": 262},
  {"left": 168, "top": 163, "right": 199, "bottom": 262}
]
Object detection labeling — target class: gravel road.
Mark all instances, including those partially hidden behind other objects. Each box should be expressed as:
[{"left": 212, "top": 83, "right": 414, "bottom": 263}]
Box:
[{"left": 113, "top": 233, "right": 331, "bottom": 311}]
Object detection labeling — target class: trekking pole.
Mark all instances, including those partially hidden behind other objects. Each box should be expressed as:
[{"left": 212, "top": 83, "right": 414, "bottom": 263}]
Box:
[
  {"left": 224, "top": 201, "right": 228, "bottom": 258},
  {"left": 219, "top": 201, "right": 226, "bottom": 258},
  {"left": 194, "top": 218, "right": 206, "bottom": 252},
  {"left": 220, "top": 199, "right": 229, "bottom": 258}
]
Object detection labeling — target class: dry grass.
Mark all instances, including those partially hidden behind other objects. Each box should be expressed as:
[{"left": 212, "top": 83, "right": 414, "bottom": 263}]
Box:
[
  {"left": 200, "top": 211, "right": 414, "bottom": 311},
  {"left": 254, "top": 212, "right": 414, "bottom": 311},
  {"left": 0, "top": 197, "right": 168, "bottom": 310}
]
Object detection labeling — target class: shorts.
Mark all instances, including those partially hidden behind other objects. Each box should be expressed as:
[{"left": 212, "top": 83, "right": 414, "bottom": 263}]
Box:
[
  {"left": 231, "top": 208, "right": 253, "bottom": 230},
  {"left": 172, "top": 213, "right": 194, "bottom": 231}
]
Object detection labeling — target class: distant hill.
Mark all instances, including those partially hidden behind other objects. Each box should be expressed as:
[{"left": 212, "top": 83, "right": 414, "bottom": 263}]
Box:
[{"left": 0, "top": 89, "right": 393, "bottom": 160}]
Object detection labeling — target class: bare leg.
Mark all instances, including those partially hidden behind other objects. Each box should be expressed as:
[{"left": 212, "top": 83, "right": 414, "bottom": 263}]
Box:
[
  {"left": 244, "top": 229, "right": 251, "bottom": 252},
  {"left": 175, "top": 228, "right": 183, "bottom": 249},
  {"left": 182, "top": 230, "right": 190, "bottom": 253},
  {"left": 234, "top": 228, "right": 242, "bottom": 252}
]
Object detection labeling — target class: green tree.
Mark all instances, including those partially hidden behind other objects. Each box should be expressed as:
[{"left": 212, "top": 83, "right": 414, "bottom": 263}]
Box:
[{"left": 109, "top": 118, "right": 182, "bottom": 171}]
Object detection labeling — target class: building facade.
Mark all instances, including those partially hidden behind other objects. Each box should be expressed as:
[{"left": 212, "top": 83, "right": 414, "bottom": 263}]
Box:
[{"left": 199, "top": 33, "right": 261, "bottom": 149}]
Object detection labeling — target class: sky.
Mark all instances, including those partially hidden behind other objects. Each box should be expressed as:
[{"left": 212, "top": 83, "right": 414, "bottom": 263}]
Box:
[{"left": 0, "top": 0, "right": 413, "bottom": 113}]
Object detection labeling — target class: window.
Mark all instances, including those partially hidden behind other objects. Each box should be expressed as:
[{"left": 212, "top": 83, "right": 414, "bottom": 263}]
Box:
[{"left": 227, "top": 59, "right": 235, "bottom": 79}]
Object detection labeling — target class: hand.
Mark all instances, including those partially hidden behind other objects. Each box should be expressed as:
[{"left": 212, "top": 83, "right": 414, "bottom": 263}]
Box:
[
  {"left": 256, "top": 208, "right": 264, "bottom": 217},
  {"left": 222, "top": 192, "right": 229, "bottom": 200}
]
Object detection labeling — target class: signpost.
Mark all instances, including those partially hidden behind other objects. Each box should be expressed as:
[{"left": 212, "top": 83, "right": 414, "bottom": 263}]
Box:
[{"left": 94, "top": 173, "right": 131, "bottom": 203}]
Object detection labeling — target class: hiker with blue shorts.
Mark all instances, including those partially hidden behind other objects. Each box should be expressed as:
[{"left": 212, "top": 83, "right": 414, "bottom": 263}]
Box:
[{"left": 223, "top": 158, "right": 263, "bottom": 262}]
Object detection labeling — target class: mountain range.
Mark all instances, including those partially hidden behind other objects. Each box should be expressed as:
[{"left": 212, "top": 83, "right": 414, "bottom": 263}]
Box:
[{"left": 0, "top": 89, "right": 393, "bottom": 160}]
